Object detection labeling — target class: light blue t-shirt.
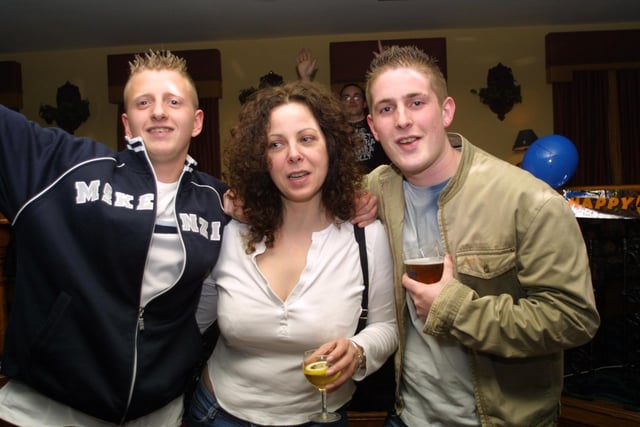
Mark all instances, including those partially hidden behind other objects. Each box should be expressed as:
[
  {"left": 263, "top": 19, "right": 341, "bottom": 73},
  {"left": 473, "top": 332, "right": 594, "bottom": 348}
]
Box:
[{"left": 401, "top": 179, "right": 479, "bottom": 427}]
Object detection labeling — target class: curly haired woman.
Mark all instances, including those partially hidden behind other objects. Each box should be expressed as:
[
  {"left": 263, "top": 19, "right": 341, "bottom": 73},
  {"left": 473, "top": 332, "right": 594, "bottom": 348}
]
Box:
[{"left": 186, "top": 81, "right": 397, "bottom": 427}]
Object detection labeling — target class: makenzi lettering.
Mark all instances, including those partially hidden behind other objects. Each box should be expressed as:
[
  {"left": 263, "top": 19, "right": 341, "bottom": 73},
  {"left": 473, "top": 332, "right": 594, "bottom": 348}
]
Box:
[{"left": 74, "top": 180, "right": 222, "bottom": 240}]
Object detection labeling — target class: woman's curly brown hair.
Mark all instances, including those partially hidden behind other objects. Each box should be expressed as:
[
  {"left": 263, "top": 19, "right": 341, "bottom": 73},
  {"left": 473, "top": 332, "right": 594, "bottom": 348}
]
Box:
[{"left": 224, "top": 81, "right": 364, "bottom": 253}]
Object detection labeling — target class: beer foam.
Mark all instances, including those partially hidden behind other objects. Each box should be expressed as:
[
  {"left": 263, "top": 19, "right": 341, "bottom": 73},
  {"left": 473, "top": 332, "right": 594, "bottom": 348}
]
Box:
[{"left": 404, "top": 257, "right": 443, "bottom": 265}]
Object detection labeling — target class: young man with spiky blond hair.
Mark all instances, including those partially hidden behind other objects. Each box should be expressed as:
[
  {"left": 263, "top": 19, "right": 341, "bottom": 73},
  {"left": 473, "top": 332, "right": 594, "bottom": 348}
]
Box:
[
  {"left": 365, "top": 45, "right": 599, "bottom": 427},
  {"left": 0, "top": 50, "right": 230, "bottom": 427}
]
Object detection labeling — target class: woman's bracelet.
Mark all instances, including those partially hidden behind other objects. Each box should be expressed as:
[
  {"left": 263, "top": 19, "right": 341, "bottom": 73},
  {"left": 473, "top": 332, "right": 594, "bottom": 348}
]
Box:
[{"left": 350, "top": 340, "right": 366, "bottom": 372}]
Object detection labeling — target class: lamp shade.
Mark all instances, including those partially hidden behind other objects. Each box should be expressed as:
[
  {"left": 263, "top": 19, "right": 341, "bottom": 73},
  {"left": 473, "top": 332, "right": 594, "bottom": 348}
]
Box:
[{"left": 513, "top": 129, "right": 538, "bottom": 151}]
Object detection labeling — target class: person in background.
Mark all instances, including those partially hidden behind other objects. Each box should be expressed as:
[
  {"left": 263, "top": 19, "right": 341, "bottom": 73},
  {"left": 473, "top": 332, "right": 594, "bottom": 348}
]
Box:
[
  {"left": 364, "top": 45, "right": 600, "bottom": 427},
  {"left": 340, "top": 83, "right": 390, "bottom": 173},
  {"left": 185, "top": 81, "right": 397, "bottom": 427},
  {"left": 0, "top": 50, "right": 231, "bottom": 427}
]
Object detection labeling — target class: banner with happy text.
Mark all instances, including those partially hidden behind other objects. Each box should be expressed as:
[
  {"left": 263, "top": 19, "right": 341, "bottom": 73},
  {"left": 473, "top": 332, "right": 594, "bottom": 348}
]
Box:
[{"left": 563, "top": 187, "right": 640, "bottom": 219}]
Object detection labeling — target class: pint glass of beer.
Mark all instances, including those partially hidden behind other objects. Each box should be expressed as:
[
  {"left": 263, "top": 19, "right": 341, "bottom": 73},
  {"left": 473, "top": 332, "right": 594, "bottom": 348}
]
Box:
[{"left": 404, "top": 242, "right": 444, "bottom": 284}]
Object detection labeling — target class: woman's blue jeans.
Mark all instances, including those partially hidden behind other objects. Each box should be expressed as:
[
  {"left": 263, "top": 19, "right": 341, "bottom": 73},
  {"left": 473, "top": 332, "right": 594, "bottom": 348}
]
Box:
[{"left": 184, "top": 379, "right": 348, "bottom": 427}]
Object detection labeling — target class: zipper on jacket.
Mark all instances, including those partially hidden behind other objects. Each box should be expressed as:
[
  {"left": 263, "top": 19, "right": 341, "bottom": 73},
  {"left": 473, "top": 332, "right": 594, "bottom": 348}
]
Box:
[
  {"left": 120, "top": 160, "right": 190, "bottom": 422},
  {"left": 138, "top": 306, "right": 145, "bottom": 331},
  {"left": 122, "top": 307, "right": 143, "bottom": 424}
]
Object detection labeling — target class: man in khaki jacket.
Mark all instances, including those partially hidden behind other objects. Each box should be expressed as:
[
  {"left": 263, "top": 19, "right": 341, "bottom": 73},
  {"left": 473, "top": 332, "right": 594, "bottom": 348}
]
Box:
[{"left": 365, "top": 45, "right": 600, "bottom": 426}]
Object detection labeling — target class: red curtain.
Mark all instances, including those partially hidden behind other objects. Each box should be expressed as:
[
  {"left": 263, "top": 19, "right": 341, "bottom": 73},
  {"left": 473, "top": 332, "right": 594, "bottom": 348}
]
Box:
[
  {"left": 546, "top": 30, "right": 640, "bottom": 186},
  {"left": 191, "top": 97, "right": 220, "bottom": 179},
  {"left": 329, "top": 38, "right": 447, "bottom": 92},
  {"left": 618, "top": 69, "right": 640, "bottom": 184},
  {"left": 553, "top": 71, "right": 610, "bottom": 186}
]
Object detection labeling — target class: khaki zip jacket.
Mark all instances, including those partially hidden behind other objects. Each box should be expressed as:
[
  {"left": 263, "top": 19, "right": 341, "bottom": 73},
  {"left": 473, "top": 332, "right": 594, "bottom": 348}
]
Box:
[{"left": 367, "top": 133, "right": 600, "bottom": 426}]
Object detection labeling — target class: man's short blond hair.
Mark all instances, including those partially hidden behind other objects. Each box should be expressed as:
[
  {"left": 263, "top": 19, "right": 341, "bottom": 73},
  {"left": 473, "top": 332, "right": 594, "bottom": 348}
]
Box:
[
  {"left": 123, "top": 49, "right": 199, "bottom": 108},
  {"left": 365, "top": 45, "right": 448, "bottom": 108}
]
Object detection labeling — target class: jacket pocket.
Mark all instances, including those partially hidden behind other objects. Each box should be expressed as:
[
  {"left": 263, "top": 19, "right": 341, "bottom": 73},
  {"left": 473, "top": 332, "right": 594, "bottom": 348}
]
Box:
[
  {"left": 457, "top": 246, "right": 516, "bottom": 279},
  {"left": 456, "top": 246, "right": 521, "bottom": 298}
]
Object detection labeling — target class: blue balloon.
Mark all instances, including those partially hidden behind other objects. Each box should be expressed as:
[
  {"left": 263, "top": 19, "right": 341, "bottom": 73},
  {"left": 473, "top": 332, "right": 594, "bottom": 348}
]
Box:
[{"left": 522, "top": 134, "right": 578, "bottom": 189}]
